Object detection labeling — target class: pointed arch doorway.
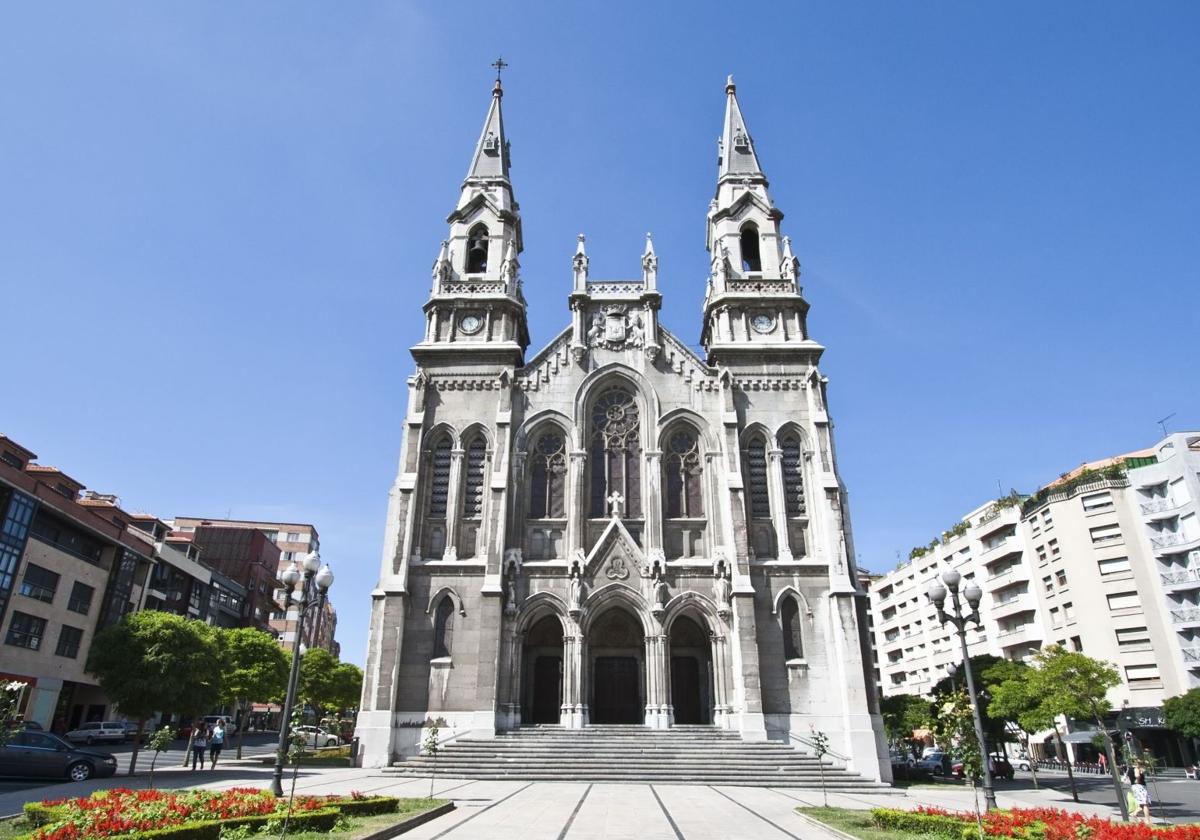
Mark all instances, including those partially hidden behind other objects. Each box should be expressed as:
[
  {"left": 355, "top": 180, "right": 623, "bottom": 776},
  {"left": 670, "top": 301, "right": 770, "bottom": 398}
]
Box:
[
  {"left": 588, "top": 608, "right": 644, "bottom": 724},
  {"left": 522, "top": 615, "right": 563, "bottom": 724},
  {"left": 669, "top": 615, "right": 713, "bottom": 725}
]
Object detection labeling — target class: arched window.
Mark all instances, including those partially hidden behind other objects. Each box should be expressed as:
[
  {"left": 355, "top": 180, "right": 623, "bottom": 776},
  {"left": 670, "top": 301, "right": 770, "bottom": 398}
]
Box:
[
  {"left": 746, "top": 436, "right": 771, "bottom": 519},
  {"left": 461, "top": 437, "right": 487, "bottom": 519},
  {"left": 740, "top": 224, "right": 761, "bottom": 273},
  {"left": 664, "top": 430, "right": 703, "bottom": 518},
  {"left": 429, "top": 438, "right": 453, "bottom": 518},
  {"left": 588, "top": 387, "right": 642, "bottom": 518},
  {"left": 781, "top": 597, "right": 803, "bottom": 661},
  {"left": 780, "top": 434, "right": 806, "bottom": 517},
  {"left": 466, "top": 224, "right": 489, "bottom": 274},
  {"left": 529, "top": 431, "right": 567, "bottom": 519},
  {"left": 433, "top": 596, "right": 455, "bottom": 659}
]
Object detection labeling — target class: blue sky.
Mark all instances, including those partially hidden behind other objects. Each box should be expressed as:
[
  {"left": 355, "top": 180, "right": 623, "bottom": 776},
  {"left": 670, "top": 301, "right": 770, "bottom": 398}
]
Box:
[{"left": 2, "top": 3, "right": 1197, "bottom": 666}]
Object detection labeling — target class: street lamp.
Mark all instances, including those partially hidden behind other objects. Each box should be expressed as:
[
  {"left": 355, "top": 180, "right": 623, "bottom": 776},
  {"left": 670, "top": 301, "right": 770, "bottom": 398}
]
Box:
[
  {"left": 270, "top": 551, "right": 334, "bottom": 797},
  {"left": 926, "top": 569, "right": 997, "bottom": 811}
]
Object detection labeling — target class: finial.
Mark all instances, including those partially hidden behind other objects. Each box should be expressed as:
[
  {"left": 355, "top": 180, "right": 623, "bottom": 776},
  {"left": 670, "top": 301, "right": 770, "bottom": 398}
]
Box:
[
  {"left": 643, "top": 232, "right": 655, "bottom": 255},
  {"left": 726, "top": 74, "right": 736, "bottom": 95},
  {"left": 491, "top": 56, "right": 508, "bottom": 97},
  {"left": 575, "top": 233, "right": 587, "bottom": 255}
]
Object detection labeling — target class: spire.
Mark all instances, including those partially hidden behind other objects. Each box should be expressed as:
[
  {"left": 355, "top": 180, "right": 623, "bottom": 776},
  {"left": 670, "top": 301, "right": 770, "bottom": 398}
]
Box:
[
  {"left": 717, "top": 74, "right": 765, "bottom": 183},
  {"left": 572, "top": 234, "right": 589, "bottom": 292},
  {"left": 465, "top": 77, "right": 510, "bottom": 185},
  {"left": 641, "top": 232, "right": 658, "bottom": 290}
]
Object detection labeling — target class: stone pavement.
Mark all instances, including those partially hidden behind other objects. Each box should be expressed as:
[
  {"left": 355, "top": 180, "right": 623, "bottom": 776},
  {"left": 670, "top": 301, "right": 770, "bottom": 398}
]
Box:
[{"left": 0, "top": 760, "right": 1152, "bottom": 839}]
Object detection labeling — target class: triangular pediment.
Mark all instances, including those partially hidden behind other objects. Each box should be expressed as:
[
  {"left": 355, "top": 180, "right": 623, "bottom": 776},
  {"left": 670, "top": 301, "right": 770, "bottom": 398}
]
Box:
[
  {"left": 711, "top": 190, "right": 781, "bottom": 224},
  {"left": 584, "top": 518, "right": 646, "bottom": 583}
]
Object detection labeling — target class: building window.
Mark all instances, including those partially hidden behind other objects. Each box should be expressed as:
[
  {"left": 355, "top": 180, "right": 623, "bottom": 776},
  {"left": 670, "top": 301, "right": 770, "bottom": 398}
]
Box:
[
  {"left": 1055, "top": 570, "right": 1068, "bottom": 588},
  {"left": 529, "top": 431, "right": 566, "bottom": 519},
  {"left": 746, "top": 437, "right": 771, "bottom": 520},
  {"left": 55, "top": 625, "right": 83, "bottom": 658},
  {"left": 781, "top": 597, "right": 804, "bottom": 661},
  {"left": 18, "top": 563, "right": 59, "bottom": 603},
  {"left": 1115, "top": 626, "right": 1151, "bottom": 649},
  {"left": 588, "top": 387, "right": 642, "bottom": 518},
  {"left": 67, "top": 582, "right": 94, "bottom": 614},
  {"left": 432, "top": 596, "right": 455, "bottom": 659},
  {"left": 29, "top": 510, "right": 102, "bottom": 564},
  {"left": 428, "top": 438, "right": 453, "bottom": 518},
  {"left": 1082, "top": 491, "right": 1113, "bottom": 513},
  {"left": 466, "top": 224, "right": 489, "bottom": 274},
  {"left": 739, "top": 224, "right": 761, "bottom": 273},
  {"left": 1125, "top": 664, "right": 1161, "bottom": 688},
  {"left": 5, "top": 611, "right": 46, "bottom": 650},
  {"left": 0, "top": 451, "right": 22, "bottom": 468},
  {"left": 780, "top": 434, "right": 806, "bottom": 517},
  {"left": 286, "top": 532, "right": 300, "bottom": 542},
  {"left": 1048, "top": 538, "right": 1060, "bottom": 557},
  {"left": 1042, "top": 575, "right": 1053, "bottom": 595},
  {"left": 664, "top": 430, "right": 703, "bottom": 519},
  {"left": 1098, "top": 557, "right": 1131, "bottom": 576},
  {"left": 461, "top": 437, "right": 488, "bottom": 519},
  {"left": 1089, "top": 524, "right": 1123, "bottom": 546},
  {"left": 1106, "top": 591, "right": 1140, "bottom": 612}
]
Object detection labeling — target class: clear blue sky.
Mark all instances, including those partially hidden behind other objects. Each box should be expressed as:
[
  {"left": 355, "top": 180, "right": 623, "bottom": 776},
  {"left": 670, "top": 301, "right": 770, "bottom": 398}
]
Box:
[{"left": 2, "top": 3, "right": 1197, "bottom": 666}]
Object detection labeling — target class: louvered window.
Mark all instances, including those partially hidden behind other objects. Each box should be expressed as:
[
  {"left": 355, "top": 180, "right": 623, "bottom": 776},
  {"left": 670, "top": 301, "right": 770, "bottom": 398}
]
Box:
[
  {"left": 781, "top": 435, "right": 806, "bottom": 517},
  {"left": 747, "top": 438, "right": 771, "bottom": 519},
  {"left": 429, "top": 439, "right": 452, "bottom": 517},
  {"left": 462, "top": 438, "right": 487, "bottom": 519}
]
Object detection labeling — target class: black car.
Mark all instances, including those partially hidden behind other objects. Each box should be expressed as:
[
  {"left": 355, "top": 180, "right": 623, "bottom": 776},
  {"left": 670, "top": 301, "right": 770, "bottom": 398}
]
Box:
[{"left": 0, "top": 730, "right": 118, "bottom": 781}]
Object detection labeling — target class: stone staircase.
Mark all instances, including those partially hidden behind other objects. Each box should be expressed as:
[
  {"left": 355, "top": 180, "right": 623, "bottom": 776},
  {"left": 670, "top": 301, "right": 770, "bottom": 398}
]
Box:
[{"left": 384, "top": 725, "right": 892, "bottom": 788}]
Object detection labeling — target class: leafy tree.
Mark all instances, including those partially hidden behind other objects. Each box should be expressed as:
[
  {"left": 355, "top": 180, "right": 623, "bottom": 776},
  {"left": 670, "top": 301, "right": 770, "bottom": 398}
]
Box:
[
  {"left": 328, "top": 662, "right": 364, "bottom": 715},
  {"left": 932, "top": 654, "right": 1010, "bottom": 749},
  {"left": 879, "top": 693, "right": 932, "bottom": 752},
  {"left": 932, "top": 691, "right": 986, "bottom": 832},
  {"left": 146, "top": 726, "right": 174, "bottom": 789},
  {"left": 985, "top": 659, "right": 1048, "bottom": 790},
  {"left": 1, "top": 680, "right": 31, "bottom": 747},
  {"left": 809, "top": 727, "right": 831, "bottom": 807},
  {"left": 87, "top": 611, "right": 222, "bottom": 775},
  {"left": 217, "top": 627, "right": 289, "bottom": 758},
  {"left": 297, "top": 648, "right": 340, "bottom": 717},
  {"left": 1164, "top": 688, "right": 1200, "bottom": 740}
]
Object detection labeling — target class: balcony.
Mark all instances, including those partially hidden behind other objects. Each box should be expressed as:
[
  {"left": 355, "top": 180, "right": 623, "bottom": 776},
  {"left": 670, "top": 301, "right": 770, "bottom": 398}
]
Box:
[
  {"left": 1171, "top": 607, "right": 1200, "bottom": 625},
  {"left": 1142, "top": 498, "right": 1184, "bottom": 519},
  {"left": 1181, "top": 647, "right": 1200, "bottom": 667},
  {"left": 996, "top": 624, "right": 1040, "bottom": 648},
  {"left": 990, "top": 593, "right": 1037, "bottom": 620},
  {"left": 1161, "top": 568, "right": 1200, "bottom": 590},
  {"left": 1153, "top": 533, "right": 1200, "bottom": 557},
  {"left": 981, "top": 538, "right": 1023, "bottom": 562},
  {"left": 985, "top": 564, "right": 1030, "bottom": 590}
]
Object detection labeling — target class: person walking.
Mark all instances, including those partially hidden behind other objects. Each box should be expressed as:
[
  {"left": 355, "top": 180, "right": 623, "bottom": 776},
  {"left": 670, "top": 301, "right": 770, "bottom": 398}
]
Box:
[
  {"left": 1129, "top": 763, "right": 1152, "bottom": 823},
  {"left": 191, "top": 723, "right": 208, "bottom": 771},
  {"left": 209, "top": 720, "right": 225, "bottom": 769},
  {"left": 1098, "top": 751, "right": 1108, "bottom": 775}
]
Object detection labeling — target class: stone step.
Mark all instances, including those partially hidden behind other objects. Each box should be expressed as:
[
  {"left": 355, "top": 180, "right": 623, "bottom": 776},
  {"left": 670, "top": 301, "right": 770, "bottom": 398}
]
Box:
[{"left": 384, "top": 770, "right": 886, "bottom": 789}]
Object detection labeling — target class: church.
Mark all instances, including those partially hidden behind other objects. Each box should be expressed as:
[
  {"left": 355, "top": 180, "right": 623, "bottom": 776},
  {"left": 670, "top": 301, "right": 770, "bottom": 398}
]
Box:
[{"left": 355, "top": 75, "right": 889, "bottom": 783}]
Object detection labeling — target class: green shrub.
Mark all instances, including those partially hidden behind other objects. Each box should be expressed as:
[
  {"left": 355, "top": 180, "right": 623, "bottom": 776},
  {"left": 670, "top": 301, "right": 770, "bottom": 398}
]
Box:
[
  {"left": 336, "top": 797, "right": 400, "bottom": 817},
  {"left": 23, "top": 802, "right": 63, "bottom": 827},
  {"left": 870, "top": 807, "right": 971, "bottom": 838}
]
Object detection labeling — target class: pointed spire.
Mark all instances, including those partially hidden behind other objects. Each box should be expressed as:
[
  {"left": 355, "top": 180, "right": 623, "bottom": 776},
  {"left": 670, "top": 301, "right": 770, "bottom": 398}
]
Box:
[
  {"left": 641, "top": 233, "right": 658, "bottom": 290},
  {"left": 780, "top": 235, "right": 799, "bottom": 283},
  {"left": 465, "top": 77, "right": 510, "bottom": 184},
  {"left": 718, "top": 74, "right": 765, "bottom": 183},
  {"left": 572, "top": 234, "right": 589, "bottom": 292}
]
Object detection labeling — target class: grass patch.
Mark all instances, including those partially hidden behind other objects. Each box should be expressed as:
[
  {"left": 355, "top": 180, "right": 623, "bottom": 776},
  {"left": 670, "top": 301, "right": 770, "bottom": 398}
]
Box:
[
  {"left": 0, "top": 818, "right": 32, "bottom": 840},
  {"left": 272, "top": 804, "right": 447, "bottom": 840},
  {"left": 798, "top": 807, "right": 921, "bottom": 840}
]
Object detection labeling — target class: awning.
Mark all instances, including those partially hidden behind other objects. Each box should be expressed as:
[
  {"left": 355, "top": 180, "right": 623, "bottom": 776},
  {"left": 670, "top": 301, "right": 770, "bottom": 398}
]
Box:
[{"left": 1061, "top": 729, "right": 1116, "bottom": 744}]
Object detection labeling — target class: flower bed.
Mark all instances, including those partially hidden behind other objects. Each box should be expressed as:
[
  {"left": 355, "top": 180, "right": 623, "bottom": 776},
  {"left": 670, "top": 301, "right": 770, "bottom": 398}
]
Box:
[
  {"left": 870, "top": 806, "right": 1200, "bottom": 840},
  {"left": 22, "top": 788, "right": 404, "bottom": 840}
]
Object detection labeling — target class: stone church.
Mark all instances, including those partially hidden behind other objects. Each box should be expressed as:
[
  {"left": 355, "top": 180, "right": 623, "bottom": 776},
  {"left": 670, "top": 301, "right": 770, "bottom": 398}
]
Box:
[{"left": 356, "top": 76, "right": 889, "bottom": 782}]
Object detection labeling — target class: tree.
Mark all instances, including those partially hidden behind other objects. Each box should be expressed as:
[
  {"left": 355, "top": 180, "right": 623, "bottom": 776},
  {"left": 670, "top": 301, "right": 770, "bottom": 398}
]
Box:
[
  {"left": 87, "top": 611, "right": 222, "bottom": 775},
  {"left": 1, "top": 680, "right": 31, "bottom": 747},
  {"left": 328, "top": 662, "right": 364, "bottom": 715},
  {"left": 297, "top": 648, "right": 340, "bottom": 717},
  {"left": 985, "top": 659, "right": 1048, "bottom": 790},
  {"left": 932, "top": 690, "right": 985, "bottom": 836},
  {"left": 933, "top": 654, "right": 1011, "bottom": 750},
  {"left": 879, "top": 693, "right": 932, "bottom": 751},
  {"left": 217, "top": 627, "right": 289, "bottom": 759},
  {"left": 1164, "top": 688, "right": 1200, "bottom": 742},
  {"left": 146, "top": 726, "right": 174, "bottom": 789}
]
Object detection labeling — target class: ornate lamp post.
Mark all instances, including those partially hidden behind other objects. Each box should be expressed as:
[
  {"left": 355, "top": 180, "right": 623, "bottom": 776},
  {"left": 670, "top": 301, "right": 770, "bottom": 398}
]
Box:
[
  {"left": 270, "top": 551, "right": 334, "bottom": 797},
  {"left": 926, "top": 569, "right": 997, "bottom": 811}
]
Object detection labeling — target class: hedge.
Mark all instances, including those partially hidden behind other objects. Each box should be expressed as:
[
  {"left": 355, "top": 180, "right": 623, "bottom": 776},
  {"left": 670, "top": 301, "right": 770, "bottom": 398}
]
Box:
[
  {"left": 336, "top": 797, "right": 401, "bottom": 817},
  {"left": 870, "top": 807, "right": 972, "bottom": 838}
]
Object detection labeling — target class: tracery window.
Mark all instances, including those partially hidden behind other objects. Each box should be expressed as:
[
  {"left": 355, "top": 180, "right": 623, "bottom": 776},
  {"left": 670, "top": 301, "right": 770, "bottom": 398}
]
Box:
[
  {"left": 466, "top": 224, "right": 489, "bottom": 274},
  {"left": 428, "top": 438, "right": 453, "bottom": 518},
  {"left": 746, "top": 437, "right": 771, "bottom": 519},
  {"left": 588, "top": 387, "right": 642, "bottom": 518},
  {"left": 664, "top": 430, "right": 703, "bottom": 518},
  {"left": 781, "top": 434, "right": 806, "bottom": 517},
  {"left": 781, "top": 596, "right": 803, "bottom": 661},
  {"left": 461, "top": 437, "right": 487, "bottom": 519},
  {"left": 529, "top": 431, "right": 567, "bottom": 519},
  {"left": 433, "top": 596, "right": 455, "bottom": 659},
  {"left": 740, "top": 223, "right": 761, "bottom": 273}
]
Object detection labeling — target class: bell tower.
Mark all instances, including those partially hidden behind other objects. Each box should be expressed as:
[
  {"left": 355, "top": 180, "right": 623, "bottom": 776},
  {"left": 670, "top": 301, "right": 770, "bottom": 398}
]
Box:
[
  {"left": 416, "top": 76, "right": 529, "bottom": 368},
  {"left": 700, "top": 77, "right": 814, "bottom": 366}
]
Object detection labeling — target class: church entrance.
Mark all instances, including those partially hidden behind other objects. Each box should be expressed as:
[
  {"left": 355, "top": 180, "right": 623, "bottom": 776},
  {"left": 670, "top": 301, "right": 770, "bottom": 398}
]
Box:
[
  {"left": 669, "top": 615, "right": 712, "bottom": 725},
  {"left": 523, "top": 615, "right": 563, "bottom": 725},
  {"left": 588, "top": 608, "right": 644, "bottom": 724}
]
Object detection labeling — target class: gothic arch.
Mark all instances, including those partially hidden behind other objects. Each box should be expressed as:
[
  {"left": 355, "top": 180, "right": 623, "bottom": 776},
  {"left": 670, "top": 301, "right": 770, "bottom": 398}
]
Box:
[
  {"left": 574, "top": 365, "right": 659, "bottom": 439},
  {"left": 425, "top": 586, "right": 466, "bottom": 617},
  {"left": 771, "top": 585, "right": 812, "bottom": 618},
  {"left": 460, "top": 422, "right": 493, "bottom": 449},
  {"left": 580, "top": 583, "right": 655, "bottom": 637},
  {"left": 661, "top": 591, "right": 723, "bottom": 637},
  {"left": 657, "top": 409, "right": 718, "bottom": 452},
  {"left": 422, "top": 423, "right": 460, "bottom": 451},
  {"left": 739, "top": 422, "right": 772, "bottom": 446},
  {"left": 579, "top": 370, "right": 653, "bottom": 520},
  {"left": 514, "top": 410, "right": 573, "bottom": 452},
  {"left": 515, "top": 591, "right": 570, "bottom": 636}
]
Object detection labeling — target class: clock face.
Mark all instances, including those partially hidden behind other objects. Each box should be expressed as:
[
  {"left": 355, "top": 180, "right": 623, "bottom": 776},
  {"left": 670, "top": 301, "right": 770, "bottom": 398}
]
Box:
[
  {"left": 751, "top": 313, "right": 775, "bottom": 334},
  {"left": 460, "top": 314, "right": 483, "bottom": 335}
]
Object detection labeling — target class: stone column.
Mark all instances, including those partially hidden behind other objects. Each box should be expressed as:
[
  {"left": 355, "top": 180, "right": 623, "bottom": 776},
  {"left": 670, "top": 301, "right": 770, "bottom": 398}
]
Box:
[
  {"left": 355, "top": 594, "right": 407, "bottom": 767},
  {"left": 442, "top": 447, "right": 465, "bottom": 561},
  {"left": 710, "top": 633, "right": 733, "bottom": 728},
  {"left": 566, "top": 450, "right": 588, "bottom": 553},
  {"left": 644, "top": 450, "right": 663, "bottom": 552},
  {"left": 766, "top": 448, "right": 794, "bottom": 561},
  {"left": 730, "top": 593, "right": 767, "bottom": 740},
  {"left": 644, "top": 633, "right": 671, "bottom": 729},
  {"left": 497, "top": 624, "right": 523, "bottom": 731},
  {"left": 561, "top": 632, "right": 586, "bottom": 728}
]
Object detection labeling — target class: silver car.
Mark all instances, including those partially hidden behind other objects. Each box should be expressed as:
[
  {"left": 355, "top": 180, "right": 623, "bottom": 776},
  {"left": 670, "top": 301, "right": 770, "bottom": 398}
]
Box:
[{"left": 63, "top": 721, "right": 126, "bottom": 745}]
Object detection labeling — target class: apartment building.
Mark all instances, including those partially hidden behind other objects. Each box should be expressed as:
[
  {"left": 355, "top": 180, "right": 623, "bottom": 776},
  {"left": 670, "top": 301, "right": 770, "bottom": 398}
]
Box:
[{"left": 172, "top": 517, "right": 337, "bottom": 653}]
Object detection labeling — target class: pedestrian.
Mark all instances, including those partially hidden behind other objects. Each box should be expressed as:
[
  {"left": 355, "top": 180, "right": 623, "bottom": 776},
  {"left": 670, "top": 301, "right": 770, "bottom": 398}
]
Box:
[
  {"left": 1098, "top": 751, "right": 1108, "bottom": 774},
  {"left": 209, "top": 720, "right": 225, "bottom": 768},
  {"left": 1129, "top": 763, "right": 1152, "bottom": 823},
  {"left": 191, "top": 723, "right": 208, "bottom": 771}
]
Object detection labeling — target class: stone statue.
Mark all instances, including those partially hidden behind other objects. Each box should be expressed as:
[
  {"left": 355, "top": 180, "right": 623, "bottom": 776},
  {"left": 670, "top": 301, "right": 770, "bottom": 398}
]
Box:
[
  {"left": 586, "top": 313, "right": 605, "bottom": 347},
  {"left": 713, "top": 570, "right": 731, "bottom": 617},
  {"left": 627, "top": 314, "right": 644, "bottom": 349},
  {"left": 504, "top": 579, "right": 519, "bottom": 618},
  {"left": 654, "top": 575, "right": 670, "bottom": 611},
  {"left": 568, "top": 572, "right": 585, "bottom": 613}
]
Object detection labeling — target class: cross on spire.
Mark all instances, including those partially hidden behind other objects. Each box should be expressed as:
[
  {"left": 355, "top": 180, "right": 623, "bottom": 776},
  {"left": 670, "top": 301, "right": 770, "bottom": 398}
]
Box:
[{"left": 491, "top": 56, "right": 508, "bottom": 82}]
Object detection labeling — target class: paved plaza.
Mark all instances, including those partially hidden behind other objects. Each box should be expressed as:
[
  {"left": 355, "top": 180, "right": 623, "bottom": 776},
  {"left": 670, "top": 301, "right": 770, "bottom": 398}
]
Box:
[{"left": 5, "top": 758, "right": 1191, "bottom": 839}]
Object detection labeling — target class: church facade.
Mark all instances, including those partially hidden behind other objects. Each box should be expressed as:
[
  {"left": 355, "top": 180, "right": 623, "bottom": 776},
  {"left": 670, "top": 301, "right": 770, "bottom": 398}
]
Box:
[{"left": 355, "top": 76, "right": 889, "bottom": 782}]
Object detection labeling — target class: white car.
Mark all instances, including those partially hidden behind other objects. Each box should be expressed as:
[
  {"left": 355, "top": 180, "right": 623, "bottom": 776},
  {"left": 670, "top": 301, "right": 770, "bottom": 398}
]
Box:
[
  {"left": 64, "top": 721, "right": 126, "bottom": 745},
  {"left": 293, "top": 725, "right": 340, "bottom": 748}
]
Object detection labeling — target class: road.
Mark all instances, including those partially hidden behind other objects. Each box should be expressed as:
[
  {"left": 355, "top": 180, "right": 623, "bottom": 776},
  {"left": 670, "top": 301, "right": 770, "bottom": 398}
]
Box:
[{"left": 0, "top": 732, "right": 280, "bottom": 796}]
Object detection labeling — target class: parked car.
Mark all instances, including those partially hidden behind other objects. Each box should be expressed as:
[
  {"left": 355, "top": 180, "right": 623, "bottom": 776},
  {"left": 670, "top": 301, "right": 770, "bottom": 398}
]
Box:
[
  {"left": 293, "top": 725, "right": 341, "bottom": 748},
  {"left": 952, "top": 755, "right": 1015, "bottom": 781},
  {"left": 0, "top": 731, "right": 118, "bottom": 781},
  {"left": 202, "top": 715, "right": 235, "bottom": 731},
  {"left": 63, "top": 721, "right": 126, "bottom": 745},
  {"left": 891, "top": 760, "right": 932, "bottom": 782},
  {"left": 917, "top": 751, "right": 949, "bottom": 776},
  {"left": 17, "top": 720, "right": 44, "bottom": 731},
  {"left": 119, "top": 721, "right": 150, "bottom": 743}
]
